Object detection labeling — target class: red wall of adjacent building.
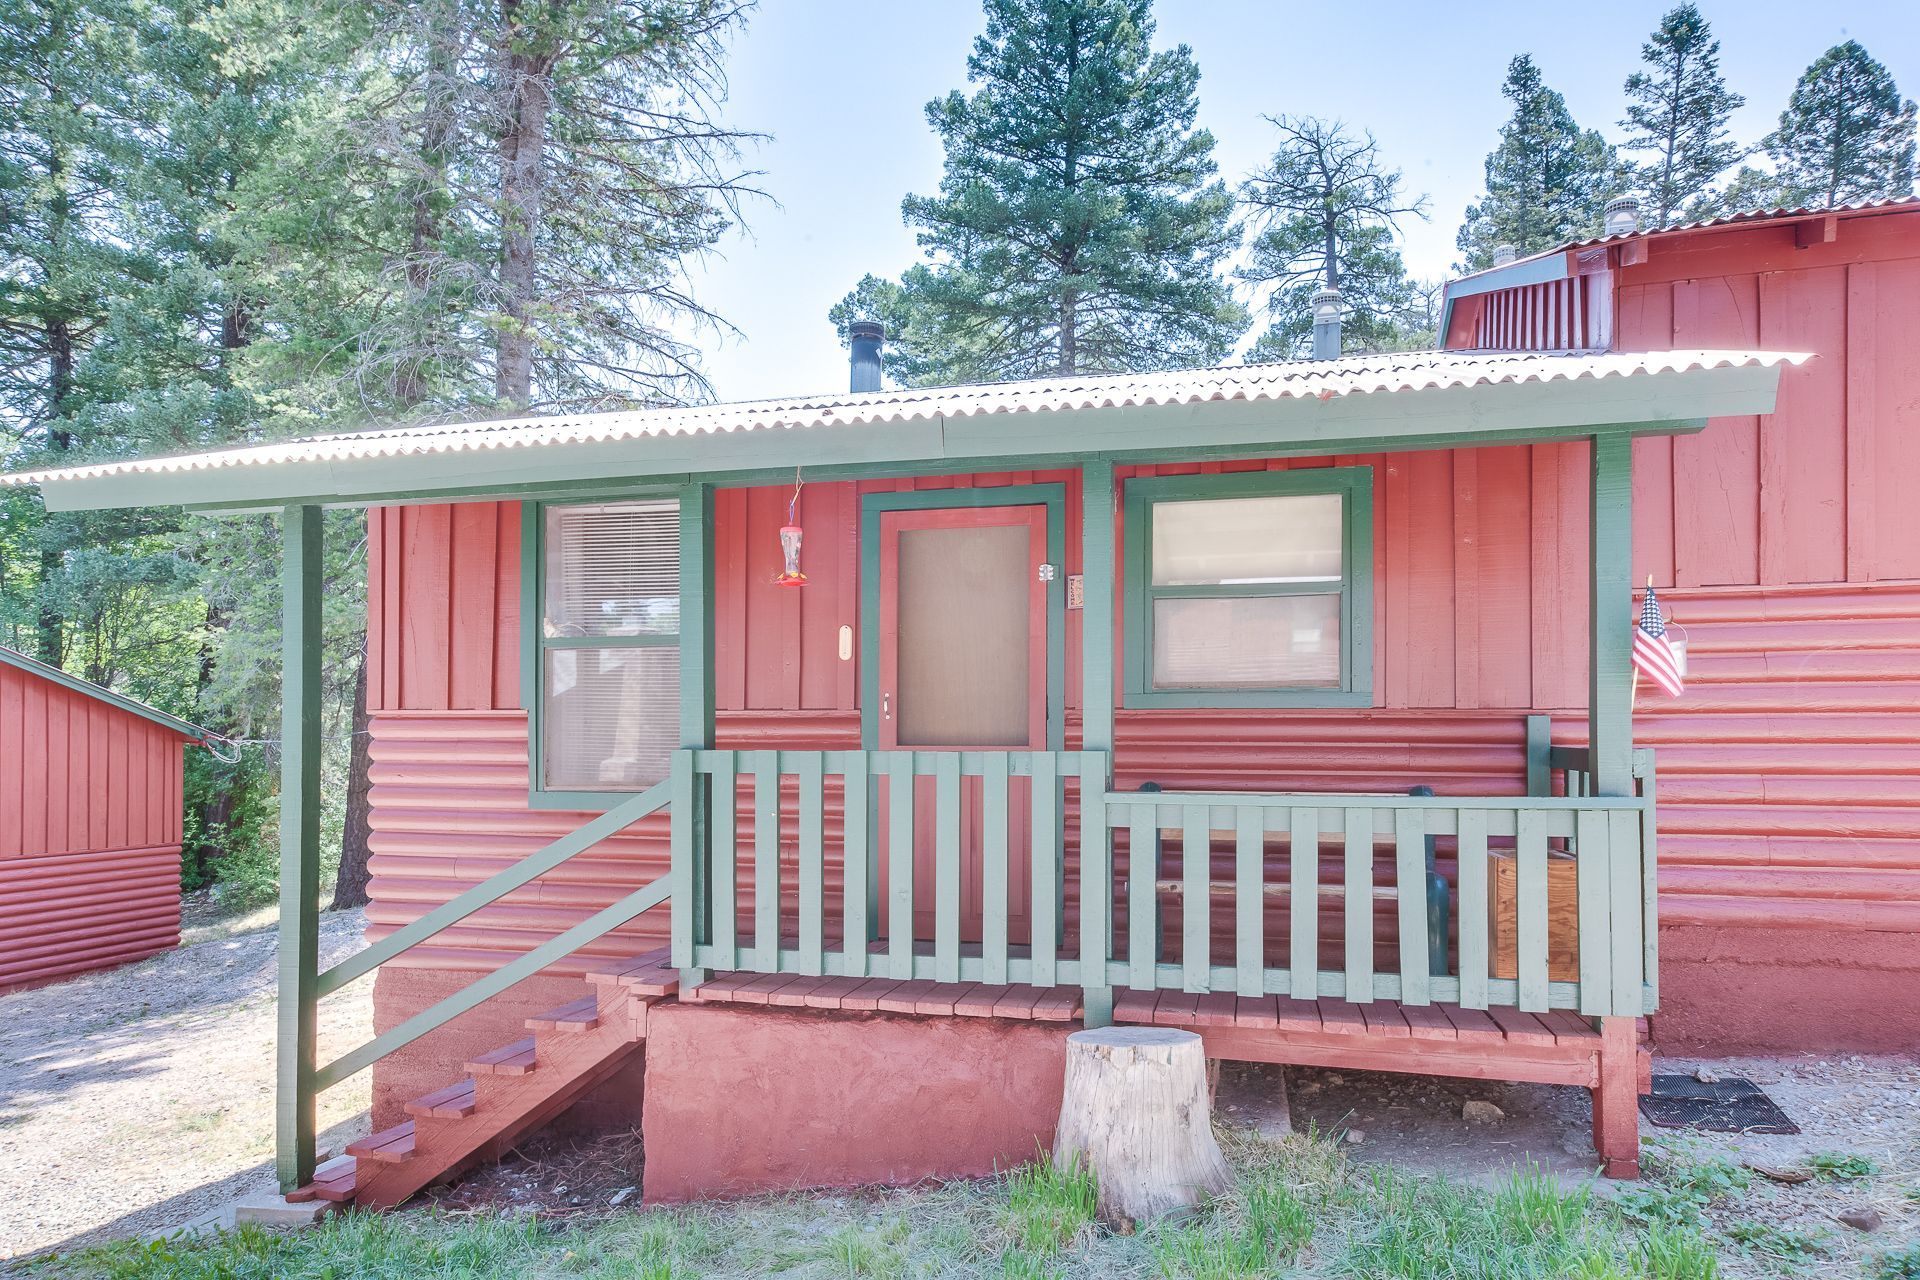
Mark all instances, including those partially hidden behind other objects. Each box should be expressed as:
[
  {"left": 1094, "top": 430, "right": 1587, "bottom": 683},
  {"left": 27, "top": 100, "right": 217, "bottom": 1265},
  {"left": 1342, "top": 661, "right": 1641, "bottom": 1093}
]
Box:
[{"left": 0, "top": 658, "right": 190, "bottom": 993}]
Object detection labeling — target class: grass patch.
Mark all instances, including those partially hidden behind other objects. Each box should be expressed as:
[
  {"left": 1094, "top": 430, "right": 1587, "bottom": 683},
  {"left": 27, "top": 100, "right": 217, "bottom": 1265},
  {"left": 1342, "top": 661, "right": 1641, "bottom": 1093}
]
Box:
[
  {"left": 1807, "top": 1151, "right": 1879, "bottom": 1182},
  {"left": 27, "top": 1131, "right": 1761, "bottom": 1279},
  {"left": 1724, "top": 1219, "right": 1827, "bottom": 1266},
  {"left": 1876, "top": 1242, "right": 1920, "bottom": 1280}
]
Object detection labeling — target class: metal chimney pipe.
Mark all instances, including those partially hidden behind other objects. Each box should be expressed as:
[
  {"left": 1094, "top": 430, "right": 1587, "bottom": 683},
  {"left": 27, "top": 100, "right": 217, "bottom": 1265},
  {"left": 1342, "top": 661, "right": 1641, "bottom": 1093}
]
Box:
[
  {"left": 1604, "top": 195, "right": 1641, "bottom": 237},
  {"left": 1492, "top": 244, "right": 1518, "bottom": 266},
  {"left": 849, "top": 321, "right": 884, "bottom": 393},
  {"left": 1311, "top": 287, "right": 1342, "bottom": 360}
]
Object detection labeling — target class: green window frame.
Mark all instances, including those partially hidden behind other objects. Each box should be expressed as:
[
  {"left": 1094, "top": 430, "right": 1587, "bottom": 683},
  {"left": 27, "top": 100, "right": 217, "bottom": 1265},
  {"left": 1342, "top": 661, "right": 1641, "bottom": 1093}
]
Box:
[
  {"left": 1122, "top": 466, "right": 1374, "bottom": 709},
  {"left": 522, "top": 494, "right": 683, "bottom": 809}
]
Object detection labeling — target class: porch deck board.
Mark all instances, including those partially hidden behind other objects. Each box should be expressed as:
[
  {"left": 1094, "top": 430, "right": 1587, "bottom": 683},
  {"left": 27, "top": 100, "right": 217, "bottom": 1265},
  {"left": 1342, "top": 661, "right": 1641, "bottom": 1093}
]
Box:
[{"left": 684, "top": 972, "right": 1083, "bottom": 1022}]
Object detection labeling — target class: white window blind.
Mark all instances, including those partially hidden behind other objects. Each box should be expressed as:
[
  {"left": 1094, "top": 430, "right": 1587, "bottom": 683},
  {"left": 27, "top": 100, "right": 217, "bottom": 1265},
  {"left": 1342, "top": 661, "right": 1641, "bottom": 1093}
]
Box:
[{"left": 540, "top": 500, "right": 680, "bottom": 791}]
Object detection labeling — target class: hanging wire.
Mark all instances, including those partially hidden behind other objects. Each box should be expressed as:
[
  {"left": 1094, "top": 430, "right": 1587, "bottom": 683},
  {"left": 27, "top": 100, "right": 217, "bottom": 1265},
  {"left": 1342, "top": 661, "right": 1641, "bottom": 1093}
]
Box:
[{"left": 787, "top": 465, "right": 804, "bottom": 523}]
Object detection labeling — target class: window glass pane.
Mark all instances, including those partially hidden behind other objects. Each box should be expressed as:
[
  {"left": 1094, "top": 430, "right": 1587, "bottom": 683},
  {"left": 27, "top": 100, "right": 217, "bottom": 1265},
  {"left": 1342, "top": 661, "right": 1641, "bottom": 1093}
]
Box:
[
  {"left": 1151, "top": 594, "right": 1342, "bottom": 689},
  {"left": 1150, "top": 492, "right": 1343, "bottom": 586},
  {"left": 543, "top": 647, "right": 679, "bottom": 789},
  {"left": 544, "top": 500, "right": 680, "bottom": 637}
]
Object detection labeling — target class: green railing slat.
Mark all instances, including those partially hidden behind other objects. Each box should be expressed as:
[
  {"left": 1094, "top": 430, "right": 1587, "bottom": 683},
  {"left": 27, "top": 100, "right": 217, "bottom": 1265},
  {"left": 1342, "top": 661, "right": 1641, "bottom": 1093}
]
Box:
[
  {"left": 1288, "top": 809, "right": 1319, "bottom": 1000},
  {"left": 934, "top": 753, "right": 962, "bottom": 984},
  {"left": 1456, "top": 809, "right": 1490, "bottom": 1009},
  {"left": 1515, "top": 810, "right": 1551, "bottom": 1011},
  {"left": 1030, "top": 751, "right": 1058, "bottom": 989},
  {"left": 1181, "top": 804, "right": 1210, "bottom": 992},
  {"left": 670, "top": 753, "right": 696, "bottom": 970},
  {"left": 1235, "top": 807, "right": 1264, "bottom": 998},
  {"left": 1394, "top": 809, "right": 1430, "bottom": 1006},
  {"left": 797, "top": 753, "right": 825, "bottom": 976},
  {"left": 842, "top": 758, "right": 870, "bottom": 978},
  {"left": 982, "top": 753, "right": 1010, "bottom": 987},
  {"left": 1077, "top": 755, "right": 1113, "bottom": 1008},
  {"left": 1574, "top": 808, "right": 1614, "bottom": 1017},
  {"left": 1343, "top": 808, "right": 1374, "bottom": 1003},
  {"left": 1608, "top": 808, "right": 1643, "bottom": 1016},
  {"left": 1128, "top": 806, "right": 1158, "bottom": 989},
  {"left": 315, "top": 873, "right": 671, "bottom": 1093},
  {"left": 888, "top": 754, "right": 915, "bottom": 980},
  {"left": 709, "top": 755, "right": 737, "bottom": 970},
  {"left": 1638, "top": 758, "right": 1660, "bottom": 1003},
  {"left": 753, "top": 752, "right": 781, "bottom": 972}
]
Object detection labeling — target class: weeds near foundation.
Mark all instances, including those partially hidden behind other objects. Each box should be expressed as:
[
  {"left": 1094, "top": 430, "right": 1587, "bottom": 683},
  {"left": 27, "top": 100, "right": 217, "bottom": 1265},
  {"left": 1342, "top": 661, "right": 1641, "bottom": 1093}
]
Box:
[
  {"left": 1875, "top": 1241, "right": 1920, "bottom": 1279},
  {"left": 1000, "top": 1150, "right": 1098, "bottom": 1257},
  {"left": 1808, "top": 1151, "right": 1879, "bottom": 1182},
  {"left": 1614, "top": 1145, "right": 1752, "bottom": 1227},
  {"left": 1724, "top": 1218, "right": 1828, "bottom": 1265}
]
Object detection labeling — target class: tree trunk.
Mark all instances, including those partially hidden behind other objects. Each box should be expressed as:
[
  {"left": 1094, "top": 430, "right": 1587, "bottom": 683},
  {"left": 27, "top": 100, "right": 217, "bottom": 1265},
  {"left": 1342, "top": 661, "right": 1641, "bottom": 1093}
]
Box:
[
  {"left": 1053, "top": 1027, "right": 1231, "bottom": 1230},
  {"left": 494, "top": 0, "right": 552, "bottom": 408},
  {"left": 333, "top": 638, "right": 375, "bottom": 909}
]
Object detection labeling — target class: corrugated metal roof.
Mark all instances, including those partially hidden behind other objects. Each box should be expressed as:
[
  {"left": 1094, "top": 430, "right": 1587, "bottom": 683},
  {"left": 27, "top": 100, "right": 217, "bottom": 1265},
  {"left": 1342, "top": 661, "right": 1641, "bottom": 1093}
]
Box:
[
  {"left": 1451, "top": 196, "right": 1920, "bottom": 286},
  {"left": 0, "top": 348, "right": 1803, "bottom": 493},
  {"left": 0, "top": 644, "right": 205, "bottom": 739}
]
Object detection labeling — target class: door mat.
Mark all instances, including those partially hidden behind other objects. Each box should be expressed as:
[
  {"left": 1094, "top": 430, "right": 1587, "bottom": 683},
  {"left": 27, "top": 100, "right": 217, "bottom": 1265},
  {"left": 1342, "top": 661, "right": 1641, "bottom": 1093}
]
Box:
[{"left": 1639, "top": 1075, "right": 1800, "bottom": 1135}]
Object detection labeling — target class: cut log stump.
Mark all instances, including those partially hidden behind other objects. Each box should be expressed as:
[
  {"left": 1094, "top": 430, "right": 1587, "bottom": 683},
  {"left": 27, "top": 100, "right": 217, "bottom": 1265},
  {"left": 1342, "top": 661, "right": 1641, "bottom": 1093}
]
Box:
[{"left": 1054, "top": 1026, "right": 1231, "bottom": 1229}]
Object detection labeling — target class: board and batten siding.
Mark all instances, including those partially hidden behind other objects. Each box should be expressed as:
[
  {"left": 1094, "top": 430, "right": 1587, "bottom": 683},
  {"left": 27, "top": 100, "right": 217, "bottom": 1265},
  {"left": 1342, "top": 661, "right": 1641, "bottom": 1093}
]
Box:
[{"left": 0, "top": 659, "right": 189, "bottom": 992}]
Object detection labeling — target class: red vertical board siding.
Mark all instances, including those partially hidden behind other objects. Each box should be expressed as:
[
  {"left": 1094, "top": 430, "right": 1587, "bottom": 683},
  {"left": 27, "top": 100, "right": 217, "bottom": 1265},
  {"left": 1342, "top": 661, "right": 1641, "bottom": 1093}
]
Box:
[
  {"left": 1757, "top": 268, "right": 1848, "bottom": 584},
  {"left": 493, "top": 504, "right": 524, "bottom": 711},
  {"left": 448, "top": 501, "right": 500, "bottom": 711},
  {"left": 1850, "top": 258, "right": 1920, "bottom": 582},
  {"left": 1472, "top": 446, "right": 1535, "bottom": 707},
  {"left": 1670, "top": 275, "right": 1761, "bottom": 587},
  {"left": 0, "top": 658, "right": 190, "bottom": 992}
]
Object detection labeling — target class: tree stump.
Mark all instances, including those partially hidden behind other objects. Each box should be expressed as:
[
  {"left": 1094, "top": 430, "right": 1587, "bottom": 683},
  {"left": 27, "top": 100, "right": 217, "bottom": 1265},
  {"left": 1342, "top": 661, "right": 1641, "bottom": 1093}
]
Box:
[{"left": 1053, "top": 1026, "right": 1231, "bottom": 1229}]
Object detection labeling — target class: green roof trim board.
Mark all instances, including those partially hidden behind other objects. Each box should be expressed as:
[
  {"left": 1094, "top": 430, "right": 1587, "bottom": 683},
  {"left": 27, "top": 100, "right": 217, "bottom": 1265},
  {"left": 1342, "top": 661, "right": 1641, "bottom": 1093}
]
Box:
[
  {"left": 0, "top": 645, "right": 205, "bottom": 740},
  {"left": 2, "top": 350, "right": 1804, "bottom": 514}
]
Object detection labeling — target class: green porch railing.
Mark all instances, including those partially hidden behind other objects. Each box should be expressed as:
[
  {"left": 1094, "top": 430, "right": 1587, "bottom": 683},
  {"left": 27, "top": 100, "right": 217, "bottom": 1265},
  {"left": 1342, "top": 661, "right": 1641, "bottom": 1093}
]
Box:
[
  {"left": 667, "top": 732, "right": 1657, "bottom": 1023},
  {"left": 672, "top": 748, "right": 1110, "bottom": 989}
]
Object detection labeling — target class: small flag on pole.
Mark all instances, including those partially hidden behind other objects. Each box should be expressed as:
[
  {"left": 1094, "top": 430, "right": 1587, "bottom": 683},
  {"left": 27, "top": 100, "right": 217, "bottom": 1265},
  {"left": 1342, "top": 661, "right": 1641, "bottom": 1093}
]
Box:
[{"left": 1632, "top": 584, "right": 1685, "bottom": 697}]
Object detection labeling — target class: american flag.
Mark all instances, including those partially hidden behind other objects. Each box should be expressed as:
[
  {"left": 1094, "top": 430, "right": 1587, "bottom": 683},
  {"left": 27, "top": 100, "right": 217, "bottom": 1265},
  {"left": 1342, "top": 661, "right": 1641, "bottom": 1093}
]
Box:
[{"left": 1632, "top": 585, "right": 1685, "bottom": 697}]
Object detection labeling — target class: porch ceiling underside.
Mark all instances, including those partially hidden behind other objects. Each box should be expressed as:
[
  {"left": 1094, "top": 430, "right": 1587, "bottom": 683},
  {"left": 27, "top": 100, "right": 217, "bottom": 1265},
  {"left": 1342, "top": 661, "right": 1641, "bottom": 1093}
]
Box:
[{"left": 8, "top": 349, "right": 1800, "bottom": 513}]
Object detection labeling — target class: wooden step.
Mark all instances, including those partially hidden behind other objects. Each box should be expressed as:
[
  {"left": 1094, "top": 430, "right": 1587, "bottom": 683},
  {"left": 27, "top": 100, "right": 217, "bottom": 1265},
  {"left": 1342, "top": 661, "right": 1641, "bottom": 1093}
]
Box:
[
  {"left": 347, "top": 1121, "right": 416, "bottom": 1164},
  {"left": 288, "top": 1154, "right": 357, "bottom": 1203},
  {"left": 468, "top": 1037, "right": 538, "bottom": 1077},
  {"left": 405, "top": 1079, "right": 477, "bottom": 1119},
  {"left": 526, "top": 994, "right": 600, "bottom": 1032},
  {"left": 585, "top": 949, "right": 681, "bottom": 997}
]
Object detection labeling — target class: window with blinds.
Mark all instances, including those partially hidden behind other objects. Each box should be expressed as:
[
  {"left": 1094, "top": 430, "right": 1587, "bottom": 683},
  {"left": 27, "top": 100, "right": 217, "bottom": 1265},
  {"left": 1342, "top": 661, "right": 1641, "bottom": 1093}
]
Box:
[
  {"left": 1124, "top": 469, "right": 1373, "bottom": 707},
  {"left": 539, "top": 500, "right": 680, "bottom": 791}
]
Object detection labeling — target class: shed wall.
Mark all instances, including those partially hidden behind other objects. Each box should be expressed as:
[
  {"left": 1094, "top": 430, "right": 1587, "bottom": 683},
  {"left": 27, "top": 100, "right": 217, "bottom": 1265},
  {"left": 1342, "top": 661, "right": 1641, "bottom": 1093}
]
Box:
[{"left": 0, "top": 661, "right": 187, "bottom": 991}]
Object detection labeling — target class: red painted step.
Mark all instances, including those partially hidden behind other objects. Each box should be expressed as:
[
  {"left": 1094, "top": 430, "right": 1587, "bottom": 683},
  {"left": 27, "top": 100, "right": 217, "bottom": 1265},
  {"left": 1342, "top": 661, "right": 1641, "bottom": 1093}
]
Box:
[
  {"left": 525, "top": 994, "right": 600, "bottom": 1032},
  {"left": 468, "top": 1037, "right": 538, "bottom": 1077},
  {"left": 288, "top": 1154, "right": 357, "bottom": 1203},
  {"left": 405, "top": 1078, "right": 477, "bottom": 1119},
  {"left": 347, "top": 1121, "right": 417, "bottom": 1164}
]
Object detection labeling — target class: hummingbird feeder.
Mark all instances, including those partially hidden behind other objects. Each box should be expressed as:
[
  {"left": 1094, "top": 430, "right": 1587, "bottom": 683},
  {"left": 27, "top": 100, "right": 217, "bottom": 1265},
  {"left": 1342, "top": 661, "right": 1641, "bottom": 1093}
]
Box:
[{"left": 774, "top": 468, "right": 807, "bottom": 588}]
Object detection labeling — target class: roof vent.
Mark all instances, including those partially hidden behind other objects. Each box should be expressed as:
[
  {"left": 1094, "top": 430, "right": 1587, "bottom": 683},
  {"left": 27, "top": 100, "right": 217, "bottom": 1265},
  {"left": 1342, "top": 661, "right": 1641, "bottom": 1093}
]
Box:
[
  {"left": 849, "top": 321, "right": 884, "bottom": 394},
  {"left": 1311, "top": 287, "right": 1342, "bottom": 359},
  {"left": 1492, "top": 244, "right": 1518, "bottom": 267},
  {"left": 1604, "top": 196, "right": 1641, "bottom": 237}
]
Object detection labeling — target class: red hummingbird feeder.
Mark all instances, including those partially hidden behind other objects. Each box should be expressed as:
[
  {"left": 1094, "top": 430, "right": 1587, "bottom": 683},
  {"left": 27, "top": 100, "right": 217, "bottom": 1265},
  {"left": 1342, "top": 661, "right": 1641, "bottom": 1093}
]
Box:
[{"left": 774, "top": 469, "right": 807, "bottom": 588}]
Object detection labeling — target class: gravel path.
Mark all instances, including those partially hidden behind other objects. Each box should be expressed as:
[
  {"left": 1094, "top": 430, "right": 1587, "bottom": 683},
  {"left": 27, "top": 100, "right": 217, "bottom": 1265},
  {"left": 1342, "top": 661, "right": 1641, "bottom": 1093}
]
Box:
[{"left": 0, "top": 910, "right": 372, "bottom": 1265}]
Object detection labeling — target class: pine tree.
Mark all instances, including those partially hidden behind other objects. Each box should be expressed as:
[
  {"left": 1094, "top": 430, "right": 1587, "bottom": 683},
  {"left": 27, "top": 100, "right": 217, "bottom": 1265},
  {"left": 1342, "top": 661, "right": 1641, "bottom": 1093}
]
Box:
[
  {"left": 1237, "top": 116, "right": 1430, "bottom": 358},
  {"left": 1767, "top": 41, "right": 1916, "bottom": 209},
  {"left": 1457, "top": 55, "right": 1623, "bottom": 270},
  {"left": 1621, "top": 4, "right": 1744, "bottom": 226},
  {"left": 839, "top": 0, "right": 1244, "bottom": 386}
]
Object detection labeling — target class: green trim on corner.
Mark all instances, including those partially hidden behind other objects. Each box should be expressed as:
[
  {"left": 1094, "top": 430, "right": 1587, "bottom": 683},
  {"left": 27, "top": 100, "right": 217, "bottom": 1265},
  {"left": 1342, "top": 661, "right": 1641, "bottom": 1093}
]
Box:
[
  {"left": 1121, "top": 466, "right": 1375, "bottom": 710},
  {"left": 0, "top": 645, "right": 205, "bottom": 739},
  {"left": 521, "top": 486, "right": 687, "bottom": 812},
  {"left": 857, "top": 484, "right": 1069, "bottom": 753}
]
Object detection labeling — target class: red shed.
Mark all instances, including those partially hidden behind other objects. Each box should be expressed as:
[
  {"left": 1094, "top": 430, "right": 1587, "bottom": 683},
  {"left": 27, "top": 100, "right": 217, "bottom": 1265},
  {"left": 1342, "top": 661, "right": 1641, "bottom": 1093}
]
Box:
[
  {"left": 0, "top": 645, "right": 202, "bottom": 993},
  {"left": 1440, "top": 197, "right": 1920, "bottom": 1054}
]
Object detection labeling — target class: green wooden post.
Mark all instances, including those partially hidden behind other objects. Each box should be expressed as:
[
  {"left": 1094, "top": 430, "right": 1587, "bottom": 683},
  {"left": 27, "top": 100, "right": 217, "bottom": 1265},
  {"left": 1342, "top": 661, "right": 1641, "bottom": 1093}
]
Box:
[
  {"left": 678, "top": 483, "right": 714, "bottom": 988},
  {"left": 276, "top": 505, "right": 323, "bottom": 1193},
  {"left": 1080, "top": 460, "right": 1116, "bottom": 1025},
  {"left": 1588, "top": 437, "right": 1634, "bottom": 797},
  {"left": 1524, "top": 714, "right": 1552, "bottom": 797}
]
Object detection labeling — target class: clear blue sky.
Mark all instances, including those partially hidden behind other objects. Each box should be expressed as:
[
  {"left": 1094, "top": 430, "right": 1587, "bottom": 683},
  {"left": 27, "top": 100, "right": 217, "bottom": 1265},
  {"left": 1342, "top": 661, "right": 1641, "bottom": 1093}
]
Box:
[{"left": 681, "top": 0, "right": 1919, "bottom": 403}]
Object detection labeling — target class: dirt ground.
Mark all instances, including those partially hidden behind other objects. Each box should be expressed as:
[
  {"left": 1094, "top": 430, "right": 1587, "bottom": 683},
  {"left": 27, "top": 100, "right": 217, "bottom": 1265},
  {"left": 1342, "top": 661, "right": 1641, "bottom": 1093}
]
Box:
[{"left": 0, "top": 909, "right": 372, "bottom": 1265}]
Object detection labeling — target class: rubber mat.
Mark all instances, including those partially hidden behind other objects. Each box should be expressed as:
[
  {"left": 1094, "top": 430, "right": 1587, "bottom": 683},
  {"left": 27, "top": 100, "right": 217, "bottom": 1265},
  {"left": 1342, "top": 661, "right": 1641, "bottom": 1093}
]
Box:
[{"left": 1639, "top": 1074, "right": 1800, "bottom": 1134}]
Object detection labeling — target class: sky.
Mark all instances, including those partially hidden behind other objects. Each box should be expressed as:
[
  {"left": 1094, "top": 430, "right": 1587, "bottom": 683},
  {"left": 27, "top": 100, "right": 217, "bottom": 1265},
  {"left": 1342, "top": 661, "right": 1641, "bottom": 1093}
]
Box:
[{"left": 678, "top": 0, "right": 1920, "bottom": 404}]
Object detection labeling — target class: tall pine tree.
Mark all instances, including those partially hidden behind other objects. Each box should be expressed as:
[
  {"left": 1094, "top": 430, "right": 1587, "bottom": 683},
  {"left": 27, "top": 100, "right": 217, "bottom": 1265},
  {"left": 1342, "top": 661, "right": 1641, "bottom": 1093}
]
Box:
[
  {"left": 1457, "top": 55, "right": 1621, "bottom": 269},
  {"left": 1237, "top": 115, "right": 1430, "bottom": 358},
  {"left": 1620, "top": 4, "right": 1744, "bottom": 226},
  {"left": 1767, "top": 41, "right": 1916, "bottom": 209},
  {"left": 837, "top": 0, "right": 1244, "bottom": 386}
]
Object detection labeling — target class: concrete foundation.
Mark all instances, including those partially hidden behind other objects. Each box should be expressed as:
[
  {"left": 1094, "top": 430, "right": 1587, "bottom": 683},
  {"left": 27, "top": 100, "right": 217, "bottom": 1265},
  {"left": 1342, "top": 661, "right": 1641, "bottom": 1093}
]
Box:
[{"left": 640, "top": 1001, "right": 1069, "bottom": 1202}]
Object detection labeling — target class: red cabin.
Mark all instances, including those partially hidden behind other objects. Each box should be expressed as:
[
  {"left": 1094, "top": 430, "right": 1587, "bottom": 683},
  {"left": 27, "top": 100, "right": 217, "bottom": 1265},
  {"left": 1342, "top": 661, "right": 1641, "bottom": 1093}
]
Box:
[{"left": 0, "top": 645, "right": 201, "bottom": 993}]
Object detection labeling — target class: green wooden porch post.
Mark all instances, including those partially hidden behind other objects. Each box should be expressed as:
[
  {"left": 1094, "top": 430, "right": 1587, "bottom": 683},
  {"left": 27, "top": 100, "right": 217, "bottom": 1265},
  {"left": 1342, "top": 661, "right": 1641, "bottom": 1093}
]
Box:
[
  {"left": 1080, "top": 461, "right": 1116, "bottom": 1026},
  {"left": 1588, "top": 436, "right": 1633, "bottom": 797},
  {"left": 674, "top": 482, "right": 715, "bottom": 987},
  {"left": 275, "top": 505, "right": 323, "bottom": 1193}
]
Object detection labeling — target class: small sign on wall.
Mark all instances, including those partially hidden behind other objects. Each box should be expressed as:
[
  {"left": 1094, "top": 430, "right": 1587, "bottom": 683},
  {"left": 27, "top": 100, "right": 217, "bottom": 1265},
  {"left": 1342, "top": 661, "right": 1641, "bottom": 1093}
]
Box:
[{"left": 1067, "top": 574, "right": 1084, "bottom": 610}]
